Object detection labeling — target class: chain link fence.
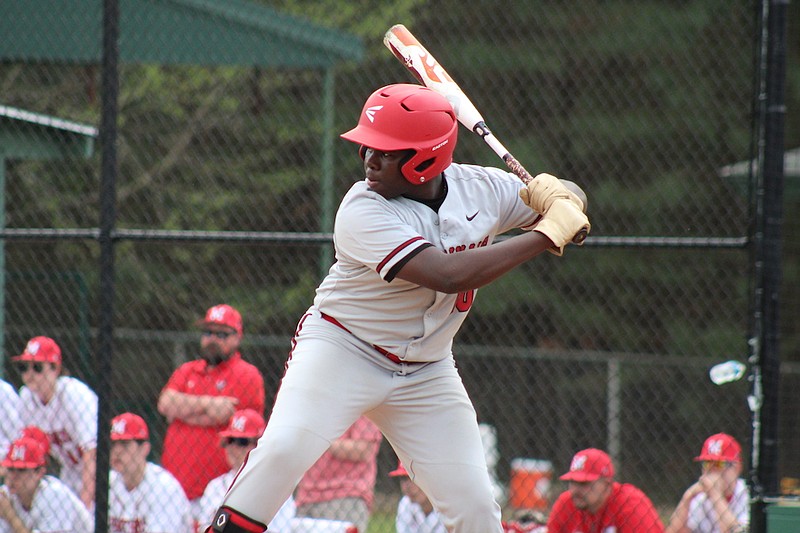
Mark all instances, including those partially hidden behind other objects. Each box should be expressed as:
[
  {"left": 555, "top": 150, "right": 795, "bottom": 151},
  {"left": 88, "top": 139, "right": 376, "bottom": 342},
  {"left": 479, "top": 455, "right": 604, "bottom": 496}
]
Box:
[{"left": 1, "top": 0, "right": 798, "bottom": 532}]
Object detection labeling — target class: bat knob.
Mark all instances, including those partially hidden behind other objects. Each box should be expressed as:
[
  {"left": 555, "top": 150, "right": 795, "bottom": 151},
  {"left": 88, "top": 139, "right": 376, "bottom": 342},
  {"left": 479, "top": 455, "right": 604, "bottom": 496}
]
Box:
[{"left": 572, "top": 227, "right": 589, "bottom": 245}]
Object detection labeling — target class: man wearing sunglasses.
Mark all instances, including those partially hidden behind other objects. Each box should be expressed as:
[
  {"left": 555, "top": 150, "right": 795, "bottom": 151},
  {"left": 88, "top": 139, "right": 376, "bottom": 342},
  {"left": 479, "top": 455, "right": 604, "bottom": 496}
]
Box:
[
  {"left": 13, "top": 336, "right": 98, "bottom": 510},
  {"left": 158, "top": 304, "right": 265, "bottom": 518},
  {"left": 0, "top": 436, "right": 93, "bottom": 532},
  {"left": 197, "top": 409, "right": 296, "bottom": 532},
  {"left": 108, "top": 412, "right": 193, "bottom": 533},
  {"left": 666, "top": 433, "right": 749, "bottom": 533},
  {"left": 547, "top": 448, "right": 664, "bottom": 533}
]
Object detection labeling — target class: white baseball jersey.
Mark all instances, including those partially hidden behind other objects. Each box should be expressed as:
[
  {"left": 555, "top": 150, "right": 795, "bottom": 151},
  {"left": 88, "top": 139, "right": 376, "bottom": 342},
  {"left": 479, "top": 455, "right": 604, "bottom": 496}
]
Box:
[
  {"left": 18, "top": 376, "right": 98, "bottom": 495},
  {"left": 197, "top": 470, "right": 296, "bottom": 532},
  {"left": 0, "top": 379, "right": 22, "bottom": 459},
  {"left": 109, "top": 462, "right": 193, "bottom": 533},
  {"left": 313, "top": 162, "right": 540, "bottom": 362},
  {"left": 396, "top": 495, "right": 448, "bottom": 533},
  {"left": 0, "top": 475, "right": 94, "bottom": 533},
  {"left": 686, "top": 478, "right": 749, "bottom": 533}
]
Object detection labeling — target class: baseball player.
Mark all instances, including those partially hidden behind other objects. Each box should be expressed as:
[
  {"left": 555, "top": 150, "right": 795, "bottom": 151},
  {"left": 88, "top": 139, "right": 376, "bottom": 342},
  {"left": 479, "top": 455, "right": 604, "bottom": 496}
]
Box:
[
  {"left": 0, "top": 436, "right": 94, "bottom": 532},
  {"left": 0, "top": 379, "right": 21, "bottom": 464},
  {"left": 665, "top": 433, "right": 749, "bottom": 533},
  {"left": 205, "top": 83, "right": 589, "bottom": 533},
  {"left": 108, "top": 412, "right": 193, "bottom": 533},
  {"left": 14, "top": 336, "right": 98, "bottom": 509}
]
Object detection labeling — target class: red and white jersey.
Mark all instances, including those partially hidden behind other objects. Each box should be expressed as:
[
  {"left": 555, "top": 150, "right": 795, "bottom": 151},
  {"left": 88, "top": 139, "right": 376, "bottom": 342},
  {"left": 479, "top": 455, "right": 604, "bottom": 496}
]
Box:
[
  {"left": 0, "top": 475, "right": 94, "bottom": 533},
  {"left": 313, "top": 162, "right": 540, "bottom": 363},
  {"left": 395, "top": 495, "right": 447, "bottom": 533},
  {"left": 197, "top": 470, "right": 296, "bottom": 532},
  {"left": 109, "top": 462, "right": 193, "bottom": 533},
  {"left": 687, "top": 478, "right": 749, "bottom": 533},
  {"left": 18, "top": 376, "right": 98, "bottom": 495},
  {"left": 0, "top": 379, "right": 21, "bottom": 459}
]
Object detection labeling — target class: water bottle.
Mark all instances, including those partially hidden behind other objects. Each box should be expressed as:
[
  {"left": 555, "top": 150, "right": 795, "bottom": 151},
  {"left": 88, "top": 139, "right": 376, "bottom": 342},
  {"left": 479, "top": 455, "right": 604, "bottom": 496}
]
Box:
[{"left": 709, "top": 360, "right": 747, "bottom": 385}]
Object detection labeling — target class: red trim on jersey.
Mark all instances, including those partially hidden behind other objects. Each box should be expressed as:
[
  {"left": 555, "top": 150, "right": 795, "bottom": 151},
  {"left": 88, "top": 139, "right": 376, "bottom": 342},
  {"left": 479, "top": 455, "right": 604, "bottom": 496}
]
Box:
[
  {"left": 377, "top": 236, "right": 425, "bottom": 273},
  {"left": 320, "top": 312, "right": 423, "bottom": 365}
]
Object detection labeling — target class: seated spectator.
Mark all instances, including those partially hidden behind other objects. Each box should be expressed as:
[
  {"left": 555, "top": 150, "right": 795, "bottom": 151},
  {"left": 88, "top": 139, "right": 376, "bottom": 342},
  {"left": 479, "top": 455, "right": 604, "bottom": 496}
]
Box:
[
  {"left": 14, "top": 336, "right": 98, "bottom": 508},
  {"left": 295, "top": 416, "right": 382, "bottom": 533},
  {"left": 389, "top": 461, "right": 446, "bottom": 533},
  {"left": 108, "top": 412, "right": 193, "bottom": 533},
  {"left": 547, "top": 448, "right": 664, "bottom": 533},
  {"left": 665, "top": 433, "right": 749, "bottom": 533},
  {"left": 0, "top": 436, "right": 93, "bottom": 532},
  {"left": 197, "top": 409, "right": 295, "bottom": 532}
]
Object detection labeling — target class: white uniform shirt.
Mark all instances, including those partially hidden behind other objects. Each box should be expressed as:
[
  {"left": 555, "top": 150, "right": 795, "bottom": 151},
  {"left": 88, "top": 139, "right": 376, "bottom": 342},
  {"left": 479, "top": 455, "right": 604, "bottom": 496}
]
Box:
[
  {"left": 109, "top": 462, "right": 193, "bottom": 533},
  {"left": 395, "top": 495, "right": 447, "bottom": 533},
  {"left": 197, "top": 470, "right": 296, "bottom": 532},
  {"left": 0, "top": 475, "right": 94, "bottom": 533},
  {"left": 314, "top": 163, "right": 540, "bottom": 362},
  {"left": 18, "top": 376, "right": 98, "bottom": 496},
  {"left": 686, "top": 478, "right": 749, "bottom": 532},
  {"left": 0, "top": 379, "right": 22, "bottom": 459}
]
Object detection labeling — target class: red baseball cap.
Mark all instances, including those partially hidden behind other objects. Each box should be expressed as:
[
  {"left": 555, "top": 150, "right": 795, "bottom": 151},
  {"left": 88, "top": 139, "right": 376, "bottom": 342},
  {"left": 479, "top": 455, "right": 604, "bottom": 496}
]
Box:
[
  {"left": 694, "top": 433, "right": 742, "bottom": 462},
  {"left": 12, "top": 336, "right": 62, "bottom": 364},
  {"left": 2, "top": 437, "right": 47, "bottom": 469},
  {"left": 389, "top": 461, "right": 409, "bottom": 478},
  {"left": 111, "top": 413, "right": 150, "bottom": 441},
  {"left": 559, "top": 448, "right": 615, "bottom": 482},
  {"left": 20, "top": 426, "right": 50, "bottom": 456},
  {"left": 195, "top": 304, "right": 243, "bottom": 334},
  {"left": 219, "top": 409, "right": 265, "bottom": 438}
]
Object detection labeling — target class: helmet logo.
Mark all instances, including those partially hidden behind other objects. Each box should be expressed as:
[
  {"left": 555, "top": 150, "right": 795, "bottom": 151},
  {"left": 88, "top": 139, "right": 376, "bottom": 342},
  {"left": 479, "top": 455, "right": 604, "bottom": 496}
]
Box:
[
  {"left": 431, "top": 139, "right": 449, "bottom": 151},
  {"left": 365, "top": 105, "right": 383, "bottom": 123}
]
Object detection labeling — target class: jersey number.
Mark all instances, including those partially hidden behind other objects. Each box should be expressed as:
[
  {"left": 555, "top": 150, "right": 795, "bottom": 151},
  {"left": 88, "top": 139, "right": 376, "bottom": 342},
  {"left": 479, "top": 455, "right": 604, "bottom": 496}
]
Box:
[{"left": 455, "top": 290, "right": 475, "bottom": 312}]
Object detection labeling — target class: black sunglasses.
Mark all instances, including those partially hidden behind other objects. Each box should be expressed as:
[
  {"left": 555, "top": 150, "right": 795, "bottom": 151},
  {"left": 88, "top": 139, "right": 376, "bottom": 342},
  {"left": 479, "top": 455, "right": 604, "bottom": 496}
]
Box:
[
  {"left": 224, "top": 437, "right": 254, "bottom": 447},
  {"left": 201, "top": 330, "right": 234, "bottom": 340},
  {"left": 17, "top": 362, "right": 45, "bottom": 374}
]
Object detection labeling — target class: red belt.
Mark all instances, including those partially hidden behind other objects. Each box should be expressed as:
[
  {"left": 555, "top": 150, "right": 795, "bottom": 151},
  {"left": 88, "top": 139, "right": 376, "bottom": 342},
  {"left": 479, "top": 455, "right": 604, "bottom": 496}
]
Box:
[{"left": 320, "top": 312, "right": 418, "bottom": 365}]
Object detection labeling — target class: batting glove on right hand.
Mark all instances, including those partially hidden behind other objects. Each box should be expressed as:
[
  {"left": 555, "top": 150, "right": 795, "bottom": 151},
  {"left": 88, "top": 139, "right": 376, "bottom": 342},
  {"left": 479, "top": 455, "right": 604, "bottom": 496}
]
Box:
[
  {"left": 533, "top": 198, "right": 591, "bottom": 256},
  {"left": 519, "top": 173, "right": 586, "bottom": 214}
]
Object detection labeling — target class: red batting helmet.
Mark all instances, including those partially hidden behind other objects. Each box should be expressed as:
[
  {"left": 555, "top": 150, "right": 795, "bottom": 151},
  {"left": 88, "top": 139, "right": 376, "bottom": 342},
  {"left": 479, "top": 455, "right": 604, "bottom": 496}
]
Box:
[{"left": 340, "top": 84, "right": 458, "bottom": 184}]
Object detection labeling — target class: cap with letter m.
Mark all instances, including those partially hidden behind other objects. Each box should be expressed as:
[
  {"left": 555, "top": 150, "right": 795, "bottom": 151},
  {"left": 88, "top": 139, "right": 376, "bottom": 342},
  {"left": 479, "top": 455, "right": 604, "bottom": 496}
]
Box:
[
  {"left": 694, "top": 433, "right": 741, "bottom": 462},
  {"left": 559, "top": 448, "right": 615, "bottom": 482},
  {"left": 196, "top": 304, "right": 243, "bottom": 334},
  {"left": 2, "top": 437, "right": 47, "bottom": 469},
  {"left": 12, "top": 336, "right": 62, "bottom": 364},
  {"left": 111, "top": 412, "right": 150, "bottom": 441}
]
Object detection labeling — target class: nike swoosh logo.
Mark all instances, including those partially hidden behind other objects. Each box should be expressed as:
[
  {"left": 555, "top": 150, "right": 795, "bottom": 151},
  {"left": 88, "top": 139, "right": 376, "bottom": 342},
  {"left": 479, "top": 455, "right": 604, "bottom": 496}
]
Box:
[{"left": 466, "top": 211, "right": 479, "bottom": 221}]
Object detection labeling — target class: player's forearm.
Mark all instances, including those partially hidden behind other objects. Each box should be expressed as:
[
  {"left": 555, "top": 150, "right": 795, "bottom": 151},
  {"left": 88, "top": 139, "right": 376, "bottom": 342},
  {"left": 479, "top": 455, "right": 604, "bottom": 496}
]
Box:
[
  {"left": 158, "top": 390, "right": 212, "bottom": 420},
  {"left": 665, "top": 485, "right": 700, "bottom": 533},
  {"left": 401, "top": 231, "right": 550, "bottom": 293}
]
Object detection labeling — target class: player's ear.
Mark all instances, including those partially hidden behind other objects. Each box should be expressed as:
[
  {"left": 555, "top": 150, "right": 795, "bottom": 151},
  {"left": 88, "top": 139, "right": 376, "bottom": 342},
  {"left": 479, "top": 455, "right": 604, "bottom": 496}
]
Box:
[{"left": 358, "top": 145, "right": 368, "bottom": 159}]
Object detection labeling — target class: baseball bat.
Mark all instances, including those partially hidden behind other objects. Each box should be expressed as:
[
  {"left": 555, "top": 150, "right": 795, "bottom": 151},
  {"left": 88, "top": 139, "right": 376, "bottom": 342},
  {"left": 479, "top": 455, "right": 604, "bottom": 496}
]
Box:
[{"left": 383, "top": 24, "right": 588, "bottom": 245}]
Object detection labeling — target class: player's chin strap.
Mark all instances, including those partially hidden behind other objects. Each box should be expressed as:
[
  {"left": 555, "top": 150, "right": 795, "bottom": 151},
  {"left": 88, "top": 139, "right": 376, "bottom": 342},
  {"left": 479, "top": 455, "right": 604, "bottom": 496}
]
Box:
[{"left": 205, "top": 506, "right": 267, "bottom": 533}]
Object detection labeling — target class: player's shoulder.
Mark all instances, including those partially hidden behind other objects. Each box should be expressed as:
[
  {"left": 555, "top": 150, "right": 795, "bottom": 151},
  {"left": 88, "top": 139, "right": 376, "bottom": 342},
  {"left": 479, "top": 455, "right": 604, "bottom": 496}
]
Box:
[
  {"left": 56, "top": 375, "right": 97, "bottom": 398},
  {"left": 146, "top": 462, "right": 189, "bottom": 494},
  {"left": 446, "top": 162, "right": 516, "bottom": 183}
]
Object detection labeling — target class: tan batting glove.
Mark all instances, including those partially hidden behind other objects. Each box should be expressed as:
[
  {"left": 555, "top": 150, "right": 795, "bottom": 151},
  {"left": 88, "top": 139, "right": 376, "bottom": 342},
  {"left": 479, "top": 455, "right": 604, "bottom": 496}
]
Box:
[
  {"left": 533, "top": 199, "right": 591, "bottom": 256},
  {"left": 519, "top": 173, "right": 586, "bottom": 214}
]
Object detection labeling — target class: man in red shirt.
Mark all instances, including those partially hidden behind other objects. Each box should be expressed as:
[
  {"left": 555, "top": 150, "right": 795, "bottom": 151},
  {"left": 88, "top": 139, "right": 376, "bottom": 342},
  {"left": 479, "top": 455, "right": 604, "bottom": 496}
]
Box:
[
  {"left": 547, "top": 448, "right": 664, "bottom": 533},
  {"left": 158, "top": 304, "right": 265, "bottom": 507},
  {"left": 294, "top": 416, "right": 382, "bottom": 533}
]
